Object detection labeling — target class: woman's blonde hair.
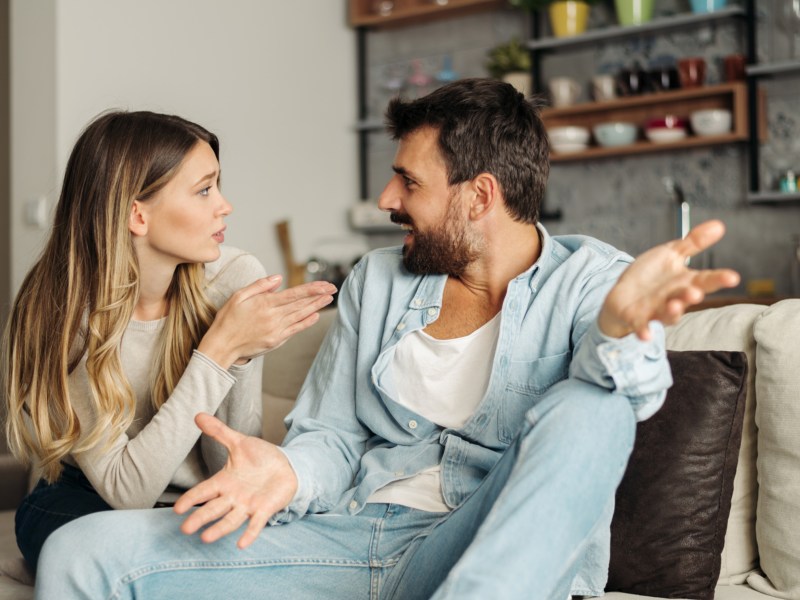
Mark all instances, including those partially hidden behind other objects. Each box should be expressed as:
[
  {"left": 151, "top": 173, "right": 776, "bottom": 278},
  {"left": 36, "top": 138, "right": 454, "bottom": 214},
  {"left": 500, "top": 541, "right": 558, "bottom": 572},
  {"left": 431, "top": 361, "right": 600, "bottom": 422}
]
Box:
[{"left": 3, "top": 111, "right": 219, "bottom": 481}]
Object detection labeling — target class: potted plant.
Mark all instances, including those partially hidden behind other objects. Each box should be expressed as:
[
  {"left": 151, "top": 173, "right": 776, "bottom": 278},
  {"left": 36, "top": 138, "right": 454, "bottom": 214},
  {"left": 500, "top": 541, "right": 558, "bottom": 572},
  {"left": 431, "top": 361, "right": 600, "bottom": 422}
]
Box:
[
  {"left": 509, "top": 0, "right": 602, "bottom": 37},
  {"left": 486, "top": 37, "right": 532, "bottom": 96}
]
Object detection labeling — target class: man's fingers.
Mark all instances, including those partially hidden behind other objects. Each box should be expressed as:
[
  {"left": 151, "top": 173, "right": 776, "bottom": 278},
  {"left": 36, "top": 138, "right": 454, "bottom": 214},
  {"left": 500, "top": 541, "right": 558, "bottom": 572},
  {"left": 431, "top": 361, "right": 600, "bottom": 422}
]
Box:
[
  {"left": 179, "top": 496, "right": 230, "bottom": 534},
  {"left": 195, "top": 413, "right": 245, "bottom": 451},
  {"left": 174, "top": 477, "right": 220, "bottom": 516},
  {"left": 693, "top": 268, "right": 741, "bottom": 293},
  {"left": 200, "top": 508, "right": 250, "bottom": 544},
  {"left": 238, "top": 511, "right": 272, "bottom": 549},
  {"left": 675, "top": 219, "right": 726, "bottom": 258}
]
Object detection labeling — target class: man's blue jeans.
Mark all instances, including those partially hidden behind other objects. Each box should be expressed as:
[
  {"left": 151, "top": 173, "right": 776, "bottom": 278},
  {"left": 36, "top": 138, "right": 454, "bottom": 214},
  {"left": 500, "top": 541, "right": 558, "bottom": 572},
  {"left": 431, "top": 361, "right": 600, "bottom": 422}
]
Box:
[{"left": 35, "top": 380, "right": 636, "bottom": 600}]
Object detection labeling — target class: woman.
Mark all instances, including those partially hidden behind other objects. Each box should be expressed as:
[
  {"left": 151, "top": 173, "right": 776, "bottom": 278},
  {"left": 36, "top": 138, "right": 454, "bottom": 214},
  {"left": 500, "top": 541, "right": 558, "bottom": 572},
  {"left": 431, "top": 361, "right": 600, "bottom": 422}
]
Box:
[{"left": 2, "top": 110, "right": 335, "bottom": 571}]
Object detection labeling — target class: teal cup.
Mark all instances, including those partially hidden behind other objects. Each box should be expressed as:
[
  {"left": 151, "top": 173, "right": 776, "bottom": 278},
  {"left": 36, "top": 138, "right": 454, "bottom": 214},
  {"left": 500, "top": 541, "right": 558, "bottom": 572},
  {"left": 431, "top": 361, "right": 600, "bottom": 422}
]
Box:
[{"left": 689, "top": 0, "right": 727, "bottom": 13}]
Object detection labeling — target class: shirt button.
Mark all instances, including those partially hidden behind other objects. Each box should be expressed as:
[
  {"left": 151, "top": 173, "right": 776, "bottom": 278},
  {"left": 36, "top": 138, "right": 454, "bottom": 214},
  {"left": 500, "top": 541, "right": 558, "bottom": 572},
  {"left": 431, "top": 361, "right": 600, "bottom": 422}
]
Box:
[
  {"left": 394, "top": 471, "right": 403, "bottom": 477},
  {"left": 427, "top": 308, "right": 437, "bottom": 317},
  {"left": 413, "top": 298, "right": 422, "bottom": 306},
  {"left": 349, "top": 500, "right": 358, "bottom": 510},
  {"left": 409, "top": 419, "right": 418, "bottom": 429},
  {"left": 396, "top": 323, "right": 406, "bottom": 331}
]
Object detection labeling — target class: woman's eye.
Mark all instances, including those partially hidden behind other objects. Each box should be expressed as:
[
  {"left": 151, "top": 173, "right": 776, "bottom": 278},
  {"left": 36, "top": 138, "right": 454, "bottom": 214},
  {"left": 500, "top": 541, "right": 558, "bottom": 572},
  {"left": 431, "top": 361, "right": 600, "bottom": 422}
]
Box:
[{"left": 199, "top": 186, "right": 211, "bottom": 197}]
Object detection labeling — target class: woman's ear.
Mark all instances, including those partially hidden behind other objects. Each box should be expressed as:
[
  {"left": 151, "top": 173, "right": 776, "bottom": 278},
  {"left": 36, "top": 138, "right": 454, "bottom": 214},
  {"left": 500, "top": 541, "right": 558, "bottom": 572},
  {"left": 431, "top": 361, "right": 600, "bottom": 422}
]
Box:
[
  {"left": 468, "top": 173, "right": 498, "bottom": 221},
  {"left": 128, "top": 201, "right": 148, "bottom": 237}
]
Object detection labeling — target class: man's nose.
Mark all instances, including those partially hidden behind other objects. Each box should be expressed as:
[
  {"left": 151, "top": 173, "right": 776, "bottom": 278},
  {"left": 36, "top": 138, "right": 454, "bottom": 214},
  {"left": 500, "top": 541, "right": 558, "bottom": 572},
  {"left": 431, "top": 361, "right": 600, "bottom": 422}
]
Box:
[{"left": 377, "top": 176, "right": 401, "bottom": 212}]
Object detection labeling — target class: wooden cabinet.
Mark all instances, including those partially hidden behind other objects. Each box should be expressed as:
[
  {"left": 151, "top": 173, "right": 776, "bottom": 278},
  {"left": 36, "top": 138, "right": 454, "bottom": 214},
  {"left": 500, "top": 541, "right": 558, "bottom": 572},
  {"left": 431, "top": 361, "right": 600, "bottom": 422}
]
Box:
[
  {"left": 349, "top": 0, "right": 504, "bottom": 28},
  {"left": 543, "top": 83, "right": 750, "bottom": 163}
]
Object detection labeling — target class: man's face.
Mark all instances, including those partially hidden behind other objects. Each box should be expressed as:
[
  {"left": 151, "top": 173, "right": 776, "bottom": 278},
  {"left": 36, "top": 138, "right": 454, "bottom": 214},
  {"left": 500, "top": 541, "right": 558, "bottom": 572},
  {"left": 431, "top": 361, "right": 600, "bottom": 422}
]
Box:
[{"left": 377, "top": 127, "right": 481, "bottom": 276}]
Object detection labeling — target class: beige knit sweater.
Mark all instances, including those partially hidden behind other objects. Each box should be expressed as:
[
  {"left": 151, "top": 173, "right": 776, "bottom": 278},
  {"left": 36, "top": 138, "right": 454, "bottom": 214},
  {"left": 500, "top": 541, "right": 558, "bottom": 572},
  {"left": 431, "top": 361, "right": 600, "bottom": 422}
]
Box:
[{"left": 63, "top": 246, "right": 266, "bottom": 508}]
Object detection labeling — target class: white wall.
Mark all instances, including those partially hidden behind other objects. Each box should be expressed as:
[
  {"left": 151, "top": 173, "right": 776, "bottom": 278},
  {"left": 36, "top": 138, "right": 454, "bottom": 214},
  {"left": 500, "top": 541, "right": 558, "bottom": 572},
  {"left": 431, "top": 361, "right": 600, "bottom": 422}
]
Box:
[{"left": 11, "top": 0, "right": 358, "bottom": 292}]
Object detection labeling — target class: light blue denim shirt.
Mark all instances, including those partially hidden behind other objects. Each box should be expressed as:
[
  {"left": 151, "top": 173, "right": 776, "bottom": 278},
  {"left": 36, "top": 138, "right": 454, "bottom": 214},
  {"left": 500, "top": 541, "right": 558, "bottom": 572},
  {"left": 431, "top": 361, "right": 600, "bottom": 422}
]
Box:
[{"left": 277, "top": 225, "right": 671, "bottom": 592}]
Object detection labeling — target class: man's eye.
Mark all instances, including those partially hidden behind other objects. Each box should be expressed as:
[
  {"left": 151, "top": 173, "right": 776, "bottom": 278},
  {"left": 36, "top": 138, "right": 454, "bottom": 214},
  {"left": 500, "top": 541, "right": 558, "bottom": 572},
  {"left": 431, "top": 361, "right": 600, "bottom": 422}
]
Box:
[{"left": 403, "top": 177, "right": 415, "bottom": 188}]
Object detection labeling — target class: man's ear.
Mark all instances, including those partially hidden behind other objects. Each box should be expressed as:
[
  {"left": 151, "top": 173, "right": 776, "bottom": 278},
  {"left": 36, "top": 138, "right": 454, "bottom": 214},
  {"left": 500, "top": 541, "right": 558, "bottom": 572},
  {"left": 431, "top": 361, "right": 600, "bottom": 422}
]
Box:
[
  {"left": 468, "top": 173, "right": 499, "bottom": 221},
  {"left": 128, "top": 200, "right": 148, "bottom": 237}
]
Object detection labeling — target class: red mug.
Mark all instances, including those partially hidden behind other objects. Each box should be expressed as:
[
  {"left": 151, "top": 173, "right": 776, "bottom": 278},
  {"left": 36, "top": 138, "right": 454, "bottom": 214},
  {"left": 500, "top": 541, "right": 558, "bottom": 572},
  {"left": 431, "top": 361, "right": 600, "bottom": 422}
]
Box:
[
  {"left": 678, "top": 57, "right": 706, "bottom": 88},
  {"left": 723, "top": 54, "right": 746, "bottom": 82}
]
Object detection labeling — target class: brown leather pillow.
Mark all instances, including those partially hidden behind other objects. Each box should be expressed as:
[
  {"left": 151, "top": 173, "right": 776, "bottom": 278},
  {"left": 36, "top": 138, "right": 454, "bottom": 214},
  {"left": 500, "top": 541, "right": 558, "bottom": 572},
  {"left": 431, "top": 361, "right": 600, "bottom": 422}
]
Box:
[{"left": 606, "top": 350, "right": 748, "bottom": 600}]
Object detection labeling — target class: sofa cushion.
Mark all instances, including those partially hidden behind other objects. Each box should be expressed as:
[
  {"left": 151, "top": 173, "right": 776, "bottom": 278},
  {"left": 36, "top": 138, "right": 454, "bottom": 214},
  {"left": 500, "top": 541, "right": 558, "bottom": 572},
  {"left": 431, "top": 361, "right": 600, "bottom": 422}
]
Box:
[
  {"left": 262, "top": 308, "right": 337, "bottom": 401},
  {"left": 746, "top": 299, "right": 800, "bottom": 598},
  {"left": 607, "top": 350, "right": 748, "bottom": 600},
  {"left": 665, "top": 304, "right": 765, "bottom": 584}
]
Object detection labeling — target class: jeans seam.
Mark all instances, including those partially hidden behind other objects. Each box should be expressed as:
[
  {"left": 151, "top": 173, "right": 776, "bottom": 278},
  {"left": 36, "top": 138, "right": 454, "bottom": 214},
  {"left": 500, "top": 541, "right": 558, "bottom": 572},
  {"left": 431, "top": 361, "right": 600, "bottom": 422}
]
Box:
[{"left": 109, "top": 559, "right": 377, "bottom": 600}]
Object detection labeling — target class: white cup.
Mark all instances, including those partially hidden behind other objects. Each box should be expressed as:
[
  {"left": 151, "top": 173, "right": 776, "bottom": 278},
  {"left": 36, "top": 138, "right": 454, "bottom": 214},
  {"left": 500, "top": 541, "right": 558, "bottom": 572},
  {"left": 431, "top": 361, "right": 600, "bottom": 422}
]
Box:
[
  {"left": 592, "top": 74, "right": 617, "bottom": 102},
  {"left": 549, "top": 77, "right": 582, "bottom": 108}
]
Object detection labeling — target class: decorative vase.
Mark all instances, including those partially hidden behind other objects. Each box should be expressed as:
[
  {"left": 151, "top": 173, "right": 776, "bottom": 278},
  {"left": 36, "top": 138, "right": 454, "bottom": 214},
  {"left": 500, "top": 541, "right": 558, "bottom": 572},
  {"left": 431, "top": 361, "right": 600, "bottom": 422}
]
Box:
[
  {"left": 689, "top": 0, "right": 727, "bottom": 13},
  {"left": 502, "top": 71, "right": 532, "bottom": 97},
  {"left": 614, "top": 0, "right": 654, "bottom": 26},
  {"left": 548, "top": 1, "right": 590, "bottom": 38}
]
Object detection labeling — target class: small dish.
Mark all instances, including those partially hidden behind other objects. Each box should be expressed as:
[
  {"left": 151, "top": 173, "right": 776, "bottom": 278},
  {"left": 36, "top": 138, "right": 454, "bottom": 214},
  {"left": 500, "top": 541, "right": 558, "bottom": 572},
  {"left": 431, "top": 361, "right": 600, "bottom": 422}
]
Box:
[
  {"left": 645, "top": 128, "right": 688, "bottom": 143},
  {"left": 548, "top": 126, "right": 590, "bottom": 147},
  {"left": 593, "top": 122, "right": 637, "bottom": 147},
  {"left": 551, "top": 142, "right": 588, "bottom": 154},
  {"left": 690, "top": 109, "right": 732, "bottom": 136},
  {"left": 645, "top": 115, "right": 688, "bottom": 144}
]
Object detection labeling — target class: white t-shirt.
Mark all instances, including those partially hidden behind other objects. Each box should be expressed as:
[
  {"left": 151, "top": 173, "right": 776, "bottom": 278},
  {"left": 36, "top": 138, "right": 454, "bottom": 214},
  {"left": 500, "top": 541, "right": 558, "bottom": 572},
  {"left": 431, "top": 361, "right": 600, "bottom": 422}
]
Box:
[{"left": 367, "top": 313, "right": 501, "bottom": 512}]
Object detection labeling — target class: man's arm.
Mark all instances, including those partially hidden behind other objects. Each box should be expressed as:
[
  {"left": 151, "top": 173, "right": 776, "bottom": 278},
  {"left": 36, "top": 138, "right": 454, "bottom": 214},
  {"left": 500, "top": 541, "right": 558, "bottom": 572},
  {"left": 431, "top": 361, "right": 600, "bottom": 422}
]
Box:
[
  {"left": 597, "top": 219, "right": 739, "bottom": 340},
  {"left": 569, "top": 220, "right": 739, "bottom": 419}
]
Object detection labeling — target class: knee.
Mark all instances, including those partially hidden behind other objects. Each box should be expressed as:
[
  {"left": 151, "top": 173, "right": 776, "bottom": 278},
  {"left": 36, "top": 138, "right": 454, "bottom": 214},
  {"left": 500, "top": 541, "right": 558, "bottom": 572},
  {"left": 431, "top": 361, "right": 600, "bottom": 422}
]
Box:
[{"left": 524, "top": 380, "right": 636, "bottom": 460}]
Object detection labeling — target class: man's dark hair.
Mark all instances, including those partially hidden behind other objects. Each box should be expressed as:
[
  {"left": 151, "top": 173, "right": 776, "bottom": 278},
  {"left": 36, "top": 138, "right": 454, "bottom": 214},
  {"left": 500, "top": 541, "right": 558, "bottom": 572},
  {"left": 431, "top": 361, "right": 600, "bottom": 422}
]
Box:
[{"left": 385, "top": 78, "right": 549, "bottom": 224}]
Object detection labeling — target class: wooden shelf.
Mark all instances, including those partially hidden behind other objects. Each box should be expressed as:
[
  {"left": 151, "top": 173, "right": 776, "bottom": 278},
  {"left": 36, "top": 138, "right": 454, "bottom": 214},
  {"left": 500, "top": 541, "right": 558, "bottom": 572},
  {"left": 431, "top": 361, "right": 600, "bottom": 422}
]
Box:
[
  {"left": 527, "top": 6, "right": 745, "bottom": 52},
  {"left": 542, "top": 83, "right": 748, "bottom": 162},
  {"left": 349, "top": 0, "right": 504, "bottom": 28}
]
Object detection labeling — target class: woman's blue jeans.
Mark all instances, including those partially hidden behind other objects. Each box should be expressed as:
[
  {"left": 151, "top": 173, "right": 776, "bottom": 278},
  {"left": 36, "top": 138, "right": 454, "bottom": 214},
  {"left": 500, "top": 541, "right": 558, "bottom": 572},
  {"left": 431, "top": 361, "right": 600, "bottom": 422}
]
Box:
[
  {"left": 35, "top": 380, "right": 635, "bottom": 600},
  {"left": 16, "top": 463, "right": 112, "bottom": 572}
]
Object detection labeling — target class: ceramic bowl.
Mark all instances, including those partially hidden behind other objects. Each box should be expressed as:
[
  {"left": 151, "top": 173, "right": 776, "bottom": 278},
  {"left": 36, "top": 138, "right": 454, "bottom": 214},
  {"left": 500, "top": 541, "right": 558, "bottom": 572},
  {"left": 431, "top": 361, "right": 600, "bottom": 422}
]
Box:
[
  {"left": 645, "top": 115, "right": 688, "bottom": 143},
  {"left": 548, "top": 126, "right": 590, "bottom": 147},
  {"left": 690, "top": 109, "right": 732, "bottom": 136},
  {"left": 551, "top": 142, "right": 588, "bottom": 154},
  {"left": 593, "top": 122, "right": 638, "bottom": 147}
]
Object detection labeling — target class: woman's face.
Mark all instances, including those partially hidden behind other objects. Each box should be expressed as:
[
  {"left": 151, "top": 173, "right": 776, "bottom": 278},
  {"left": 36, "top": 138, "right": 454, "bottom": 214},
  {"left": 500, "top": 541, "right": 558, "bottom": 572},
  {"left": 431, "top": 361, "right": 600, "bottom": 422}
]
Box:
[{"left": 131, "top": 141, "right": 232, "bottom": 269}]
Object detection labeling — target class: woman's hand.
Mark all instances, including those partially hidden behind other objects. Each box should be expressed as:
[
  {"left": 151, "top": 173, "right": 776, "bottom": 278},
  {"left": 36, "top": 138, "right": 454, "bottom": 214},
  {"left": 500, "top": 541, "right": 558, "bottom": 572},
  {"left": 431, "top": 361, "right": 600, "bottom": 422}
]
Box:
[
  {"left": 597, "top": 220, "right": 740, "bottom": 340},
  {"left": 198, "top": 275, "right": 336, "bottom": 369},
  {"left": 175, "top": 413, "right": 298, "bottom": 549}
]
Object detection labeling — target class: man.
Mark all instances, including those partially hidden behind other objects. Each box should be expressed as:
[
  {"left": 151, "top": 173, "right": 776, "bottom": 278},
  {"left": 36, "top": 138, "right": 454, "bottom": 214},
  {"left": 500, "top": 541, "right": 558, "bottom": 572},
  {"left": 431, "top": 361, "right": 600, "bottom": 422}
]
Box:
[{"left": 36, "top": 79, "right": 739, "bottom": 599}]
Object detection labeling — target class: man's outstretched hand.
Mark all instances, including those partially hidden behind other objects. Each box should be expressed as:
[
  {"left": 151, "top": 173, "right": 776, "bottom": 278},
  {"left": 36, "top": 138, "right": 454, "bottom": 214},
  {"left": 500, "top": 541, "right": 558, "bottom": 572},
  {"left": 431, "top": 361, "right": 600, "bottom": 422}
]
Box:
[
  {"left": 174, "top": 413, "right": 298, "bottom": 549},
  {"left": 598, "top": 219, "right": 740, "bottom": 340}
]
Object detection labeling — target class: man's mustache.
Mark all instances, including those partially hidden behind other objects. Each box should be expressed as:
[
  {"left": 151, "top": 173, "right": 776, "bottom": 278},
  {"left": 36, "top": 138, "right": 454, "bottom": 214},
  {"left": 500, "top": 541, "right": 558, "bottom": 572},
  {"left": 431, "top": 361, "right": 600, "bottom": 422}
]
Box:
[{"left": 390, "top": 212, "right": 413, "bottom": 226}]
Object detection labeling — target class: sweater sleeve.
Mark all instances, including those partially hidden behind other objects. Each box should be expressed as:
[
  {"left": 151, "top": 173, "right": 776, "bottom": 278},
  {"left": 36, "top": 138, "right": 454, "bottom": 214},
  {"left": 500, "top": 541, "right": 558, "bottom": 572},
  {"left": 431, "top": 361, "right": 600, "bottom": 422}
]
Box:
[
  {"left": 70, "top": 247, "right": 268, "bottom": 509},
  {"left": 70, "top": 351, "right": 238, "bottom": 509}
]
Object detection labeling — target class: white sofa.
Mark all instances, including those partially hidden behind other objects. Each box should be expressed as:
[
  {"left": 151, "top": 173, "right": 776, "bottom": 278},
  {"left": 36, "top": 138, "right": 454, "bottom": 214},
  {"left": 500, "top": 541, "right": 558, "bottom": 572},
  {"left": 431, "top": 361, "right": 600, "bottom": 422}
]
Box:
[{"left": 1, "top": 300, "right": 798, "bottom": 599}]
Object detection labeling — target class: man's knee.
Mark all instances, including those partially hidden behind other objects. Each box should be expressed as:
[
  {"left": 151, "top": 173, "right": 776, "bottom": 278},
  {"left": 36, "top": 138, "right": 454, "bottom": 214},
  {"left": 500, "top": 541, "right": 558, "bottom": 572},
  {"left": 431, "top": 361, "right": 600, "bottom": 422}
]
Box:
[{"left": 523, "top": 379, "right": 636, "bottom": 457}]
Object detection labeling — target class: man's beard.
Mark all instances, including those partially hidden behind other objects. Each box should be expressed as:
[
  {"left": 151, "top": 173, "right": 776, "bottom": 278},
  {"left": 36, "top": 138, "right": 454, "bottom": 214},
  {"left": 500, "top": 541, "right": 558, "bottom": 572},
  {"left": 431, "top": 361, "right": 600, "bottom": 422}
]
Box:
[{"left": 396, "top": 201, "right": 481, "bottom": 277}]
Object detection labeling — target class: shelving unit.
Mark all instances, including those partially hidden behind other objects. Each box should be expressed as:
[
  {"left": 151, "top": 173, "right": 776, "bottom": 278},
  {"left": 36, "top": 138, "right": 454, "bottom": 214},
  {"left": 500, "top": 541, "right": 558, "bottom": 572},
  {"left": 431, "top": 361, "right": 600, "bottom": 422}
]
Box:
[
  {"left": 526, "top": 5, "right": 745, "bottom": 53},
  {"left": 352, "top": 0, "right": 506, "bottom": 201},
  {"left": 542, "top": 83, "right": 749, "bottom": 162},
  {"left": 745, "top": 58, "right": 800, "bottom": 204}
]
